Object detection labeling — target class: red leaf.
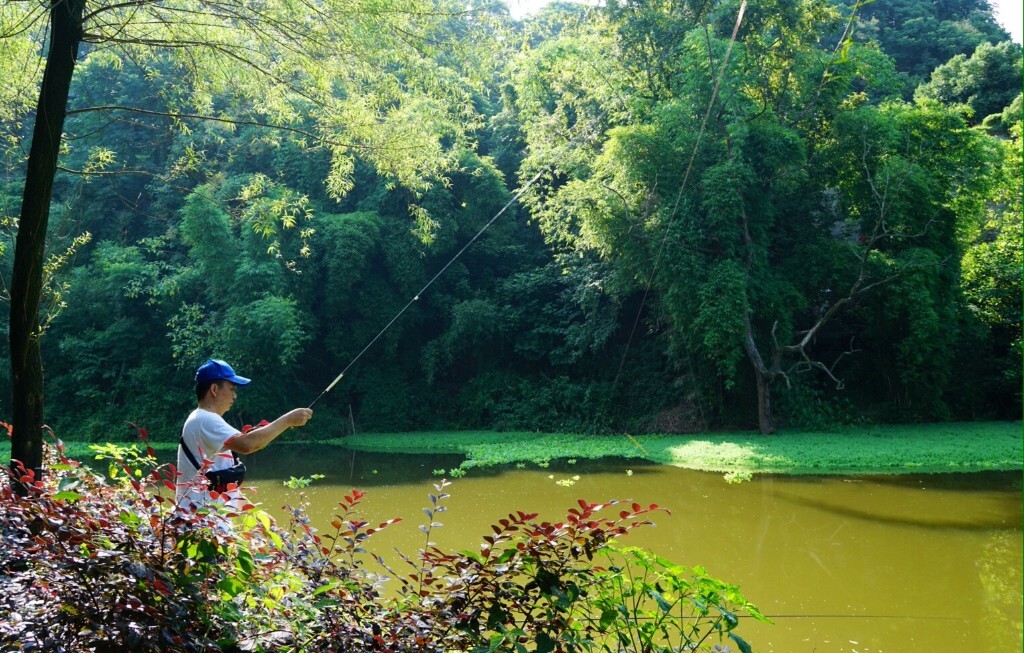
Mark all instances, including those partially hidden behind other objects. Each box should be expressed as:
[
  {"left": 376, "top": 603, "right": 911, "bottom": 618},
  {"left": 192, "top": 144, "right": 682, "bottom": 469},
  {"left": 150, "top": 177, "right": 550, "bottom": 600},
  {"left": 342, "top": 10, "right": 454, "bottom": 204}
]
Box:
[
  {"left": 631, "top": 502, "right": 641, "bottom": 513},
  {"left": 163, "top": 480, "right": 175, "bottom": 492}
]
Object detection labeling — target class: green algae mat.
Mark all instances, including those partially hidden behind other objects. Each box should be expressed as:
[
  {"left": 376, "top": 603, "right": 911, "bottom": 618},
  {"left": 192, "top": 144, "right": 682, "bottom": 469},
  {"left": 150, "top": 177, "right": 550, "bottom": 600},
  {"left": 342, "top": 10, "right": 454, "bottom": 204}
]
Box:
[{"left": 339, "top": 422, "right": 1022, "bottom": 475}]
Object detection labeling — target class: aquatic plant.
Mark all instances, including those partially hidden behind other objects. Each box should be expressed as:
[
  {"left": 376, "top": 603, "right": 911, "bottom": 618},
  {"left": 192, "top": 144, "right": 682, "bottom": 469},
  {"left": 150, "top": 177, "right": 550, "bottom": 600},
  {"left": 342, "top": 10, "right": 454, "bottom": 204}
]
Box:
[
  {"left": 284, "top": 473, "right": 326, "bottom": 488},
  {"left": 723, "top": 471, "right": 753, "bottom": 484}
]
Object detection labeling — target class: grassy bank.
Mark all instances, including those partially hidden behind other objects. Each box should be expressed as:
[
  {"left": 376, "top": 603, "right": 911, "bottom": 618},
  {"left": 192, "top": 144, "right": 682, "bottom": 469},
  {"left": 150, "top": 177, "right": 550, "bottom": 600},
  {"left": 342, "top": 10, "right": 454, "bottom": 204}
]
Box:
[
  {"left": 3, "top": 422, "right": 1021, "bottom": 475},
  {"left": 339, "top": 422, "right": 1023, "bottom": 475}
]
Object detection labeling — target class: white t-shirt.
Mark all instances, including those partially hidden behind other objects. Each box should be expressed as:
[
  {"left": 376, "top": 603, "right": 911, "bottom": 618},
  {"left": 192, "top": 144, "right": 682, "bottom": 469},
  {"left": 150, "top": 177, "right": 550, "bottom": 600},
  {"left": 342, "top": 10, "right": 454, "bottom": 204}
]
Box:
[{"left": 175, "top": 408, "right": 242, "bottom": 509}]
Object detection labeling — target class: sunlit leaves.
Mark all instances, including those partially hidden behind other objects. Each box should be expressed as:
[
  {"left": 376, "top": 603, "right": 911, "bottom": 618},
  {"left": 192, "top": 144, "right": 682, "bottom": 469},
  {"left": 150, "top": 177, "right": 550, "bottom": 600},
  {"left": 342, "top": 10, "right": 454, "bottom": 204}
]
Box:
[
  {"left": 0, "top": 2, "right": 44, "bottom": 145},
  {"left": 238, "top": 174, "right": 314, "bottom": 256},
  {"left": 9, "top": 0, "right": 491, "bottom": 199}
]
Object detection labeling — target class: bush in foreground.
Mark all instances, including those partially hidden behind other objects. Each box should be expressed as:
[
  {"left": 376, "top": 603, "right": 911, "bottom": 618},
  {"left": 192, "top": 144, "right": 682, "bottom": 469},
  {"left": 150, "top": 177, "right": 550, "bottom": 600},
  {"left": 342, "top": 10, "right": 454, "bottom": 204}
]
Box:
[{"left": 0, "top": 433, "right": 766, "bottom": 652}]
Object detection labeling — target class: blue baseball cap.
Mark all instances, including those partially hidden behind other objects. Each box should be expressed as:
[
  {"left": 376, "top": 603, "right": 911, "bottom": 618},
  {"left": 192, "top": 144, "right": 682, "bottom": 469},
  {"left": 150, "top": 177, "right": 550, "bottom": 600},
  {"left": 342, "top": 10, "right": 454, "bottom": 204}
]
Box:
[{"left": 195, "top": 359, "right": 251, "bottom": 386}]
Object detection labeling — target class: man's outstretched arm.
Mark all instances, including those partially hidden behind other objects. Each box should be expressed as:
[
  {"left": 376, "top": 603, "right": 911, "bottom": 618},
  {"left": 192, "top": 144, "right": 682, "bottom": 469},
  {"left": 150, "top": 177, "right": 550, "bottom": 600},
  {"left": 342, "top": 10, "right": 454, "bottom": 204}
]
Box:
[{"left": 224, "top": 408, "right": 313, "bottom": 454}]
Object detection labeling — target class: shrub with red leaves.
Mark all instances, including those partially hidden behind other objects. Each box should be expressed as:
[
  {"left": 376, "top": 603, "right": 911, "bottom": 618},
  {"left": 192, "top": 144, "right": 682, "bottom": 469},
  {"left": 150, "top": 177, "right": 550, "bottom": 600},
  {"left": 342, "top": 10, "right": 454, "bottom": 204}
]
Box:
[{"left": 1, "top": 431, "right": 766, "bottom": 653}]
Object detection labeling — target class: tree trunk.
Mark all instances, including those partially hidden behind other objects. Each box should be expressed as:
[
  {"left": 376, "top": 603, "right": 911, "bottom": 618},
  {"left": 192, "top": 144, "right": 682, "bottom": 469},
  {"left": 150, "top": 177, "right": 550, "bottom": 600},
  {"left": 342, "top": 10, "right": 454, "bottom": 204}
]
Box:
[
  {"left": 741, "top": 311, "right": 776, "bottom": 435},
  {"left": 9, "top": 0, "right": 86, "bottom": 488},
  {"left": 754, "top": 367, "right": 775, "bottom": 435}
]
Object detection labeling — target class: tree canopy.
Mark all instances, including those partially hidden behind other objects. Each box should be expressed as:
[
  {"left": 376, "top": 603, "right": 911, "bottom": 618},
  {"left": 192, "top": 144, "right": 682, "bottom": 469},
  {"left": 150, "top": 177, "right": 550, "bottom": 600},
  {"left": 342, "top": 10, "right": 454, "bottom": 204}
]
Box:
[{"left": 0, "top": 0, "right": 1019, "bottom": 462}]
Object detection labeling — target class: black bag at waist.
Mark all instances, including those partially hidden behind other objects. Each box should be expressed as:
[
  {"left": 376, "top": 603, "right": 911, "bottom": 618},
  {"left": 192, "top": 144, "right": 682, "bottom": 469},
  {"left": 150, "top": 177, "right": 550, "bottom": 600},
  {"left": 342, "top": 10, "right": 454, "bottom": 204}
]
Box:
[{"left": 179, "top": 435, "right": 246, "bottom": 493}]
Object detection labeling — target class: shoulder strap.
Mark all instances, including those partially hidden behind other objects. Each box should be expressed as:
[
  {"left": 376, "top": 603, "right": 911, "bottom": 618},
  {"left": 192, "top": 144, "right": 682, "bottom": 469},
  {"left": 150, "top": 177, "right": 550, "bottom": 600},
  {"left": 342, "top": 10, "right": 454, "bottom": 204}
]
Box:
[
  {"left": 179, "top": 435, "right": 204, "bottom": 472},
  {"left": 179, "top": 434, "right": 241, "bottom": 471}
]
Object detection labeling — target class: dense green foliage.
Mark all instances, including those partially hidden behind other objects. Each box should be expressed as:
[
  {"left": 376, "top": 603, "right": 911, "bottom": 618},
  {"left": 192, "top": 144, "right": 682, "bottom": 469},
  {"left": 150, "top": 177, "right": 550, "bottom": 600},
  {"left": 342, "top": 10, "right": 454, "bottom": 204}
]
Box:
[
  {"left": 0, "top": 438, "right": 765, "bottom": 651},
  {"left": 0, "top": 0, "right": 1019, "bottom": 441}
]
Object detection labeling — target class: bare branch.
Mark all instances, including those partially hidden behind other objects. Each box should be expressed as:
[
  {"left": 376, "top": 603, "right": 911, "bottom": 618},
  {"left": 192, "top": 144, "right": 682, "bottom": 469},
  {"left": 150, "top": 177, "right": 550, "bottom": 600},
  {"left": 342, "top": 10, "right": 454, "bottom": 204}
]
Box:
[{"left": 786, "top": 337, "right": 860, "bottom": 389}]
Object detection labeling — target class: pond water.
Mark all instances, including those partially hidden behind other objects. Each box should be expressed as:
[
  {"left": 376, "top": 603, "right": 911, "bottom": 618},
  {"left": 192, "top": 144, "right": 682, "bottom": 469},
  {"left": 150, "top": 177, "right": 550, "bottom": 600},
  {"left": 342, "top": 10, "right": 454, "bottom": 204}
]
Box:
[{"left": 239, "top": 446, "right": 1022, "bottom": 653}]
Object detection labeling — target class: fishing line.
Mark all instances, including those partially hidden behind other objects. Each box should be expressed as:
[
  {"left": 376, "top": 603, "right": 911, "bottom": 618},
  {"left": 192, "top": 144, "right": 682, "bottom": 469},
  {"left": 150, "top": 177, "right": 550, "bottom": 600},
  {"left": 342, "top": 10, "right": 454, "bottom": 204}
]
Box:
[
  {"left": 307, "top": 171, "right": 545, "bottom": 407},
  {"left": 592, "top": 1, "right": 747, "bottom": 449},
  {"left": 308, "top": 105, "right": 614, "bottom": 408},
  {"left": 753, "top": 614, "right": 967, "bottom": 621},
  {"left": 607, "top": 0, "right": 865, "bottom": 442},
  {"left": 310, "top": 0, "right": 763, "bottom": 419}
]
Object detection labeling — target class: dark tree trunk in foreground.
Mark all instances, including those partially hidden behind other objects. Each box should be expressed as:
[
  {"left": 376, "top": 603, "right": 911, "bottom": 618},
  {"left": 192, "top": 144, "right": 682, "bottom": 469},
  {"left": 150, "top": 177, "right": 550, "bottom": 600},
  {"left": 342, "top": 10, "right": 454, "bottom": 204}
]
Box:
[{"left": 9, "top": 0, "right": 86, "bottom": 488}]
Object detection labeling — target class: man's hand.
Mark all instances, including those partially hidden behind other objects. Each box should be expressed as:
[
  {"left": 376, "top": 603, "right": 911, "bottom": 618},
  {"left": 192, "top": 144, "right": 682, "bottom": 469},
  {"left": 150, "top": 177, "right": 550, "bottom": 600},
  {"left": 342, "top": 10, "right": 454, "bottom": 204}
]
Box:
[{"left": 285, "top": 408, "right": 313, "bottom": 427}]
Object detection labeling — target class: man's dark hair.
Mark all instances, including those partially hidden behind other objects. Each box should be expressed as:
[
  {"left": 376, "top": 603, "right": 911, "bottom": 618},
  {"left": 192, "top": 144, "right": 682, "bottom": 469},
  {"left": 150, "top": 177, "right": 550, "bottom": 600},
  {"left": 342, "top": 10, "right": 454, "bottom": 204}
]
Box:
[{"left": 196, "top": 379, "right": 225, "bottom": 402}]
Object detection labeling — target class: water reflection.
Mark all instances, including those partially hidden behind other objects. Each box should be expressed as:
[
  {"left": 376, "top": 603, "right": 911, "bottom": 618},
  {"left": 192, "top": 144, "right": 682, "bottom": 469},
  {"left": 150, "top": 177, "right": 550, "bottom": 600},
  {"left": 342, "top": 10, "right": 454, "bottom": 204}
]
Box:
[{"left": 240, "top": 446, "right": 1022, "bottom": 653}]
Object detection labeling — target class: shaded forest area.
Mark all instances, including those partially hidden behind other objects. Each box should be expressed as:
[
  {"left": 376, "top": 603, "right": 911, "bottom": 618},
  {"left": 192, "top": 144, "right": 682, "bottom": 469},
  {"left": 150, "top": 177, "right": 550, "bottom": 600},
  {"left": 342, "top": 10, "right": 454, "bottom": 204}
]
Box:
[{"left": 0, "top": 0, "right": 1020, "bottom": 441}]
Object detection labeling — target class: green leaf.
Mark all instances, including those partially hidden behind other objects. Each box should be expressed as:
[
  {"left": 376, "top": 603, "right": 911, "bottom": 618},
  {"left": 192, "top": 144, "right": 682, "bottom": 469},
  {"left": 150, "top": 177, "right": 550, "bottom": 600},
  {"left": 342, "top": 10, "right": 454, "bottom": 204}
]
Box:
[
  {"left": 599, "top": 608, "right": 617, "bottom": 629},
  {"left": 487, "top": 602, "right": 508, "bottom": 630},
  {"left": 647, "top": 588, "right": 674, "bottom": 613},
  {"left": 217, "top": 576, "right": 245, "bottom": 599},
  {"left": 718, "top": 607, "right": 739, "bottom": 628},
  {"left": 118, "top": 510, "right": 141, "bottom": 527},
  {"left": 235, "top": 548, "right": 255, "bottom": 579},
  {"left": 53, "top": 491, "right": 84, "bottom": 502},
  {"left": 459, "top": 549, "right": 485, "bottom": 564},
  {"left": 313, "top": 580, "right": 341, "bottom": 596},
  {"left": 536, "top": 632, "right": 555, "bottom": 653},
  {"left": 729, "top": 633, "right": 753, "bottom": 653}
]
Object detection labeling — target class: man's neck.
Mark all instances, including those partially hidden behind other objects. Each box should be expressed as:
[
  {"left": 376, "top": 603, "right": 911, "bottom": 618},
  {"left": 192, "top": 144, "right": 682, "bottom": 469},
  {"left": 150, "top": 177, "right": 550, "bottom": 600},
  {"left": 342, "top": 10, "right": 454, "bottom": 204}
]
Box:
[{"left": 197, "top": 401, "right": 224, "bottom": 416}]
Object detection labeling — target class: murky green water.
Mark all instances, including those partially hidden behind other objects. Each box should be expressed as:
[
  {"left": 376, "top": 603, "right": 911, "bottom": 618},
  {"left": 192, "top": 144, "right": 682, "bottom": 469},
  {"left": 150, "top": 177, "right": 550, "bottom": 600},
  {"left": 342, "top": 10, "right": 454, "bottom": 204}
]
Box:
[{"left": 239, "top": 447, "right": 1022, "bottom": 653}]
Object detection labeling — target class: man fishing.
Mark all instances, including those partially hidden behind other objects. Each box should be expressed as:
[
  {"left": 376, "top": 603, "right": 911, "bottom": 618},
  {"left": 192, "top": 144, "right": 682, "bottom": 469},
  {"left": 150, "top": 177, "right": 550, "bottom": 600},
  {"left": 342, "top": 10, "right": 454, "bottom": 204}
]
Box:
[{"left": 176, "top": 358, "right": 313, "bottom": 509}]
